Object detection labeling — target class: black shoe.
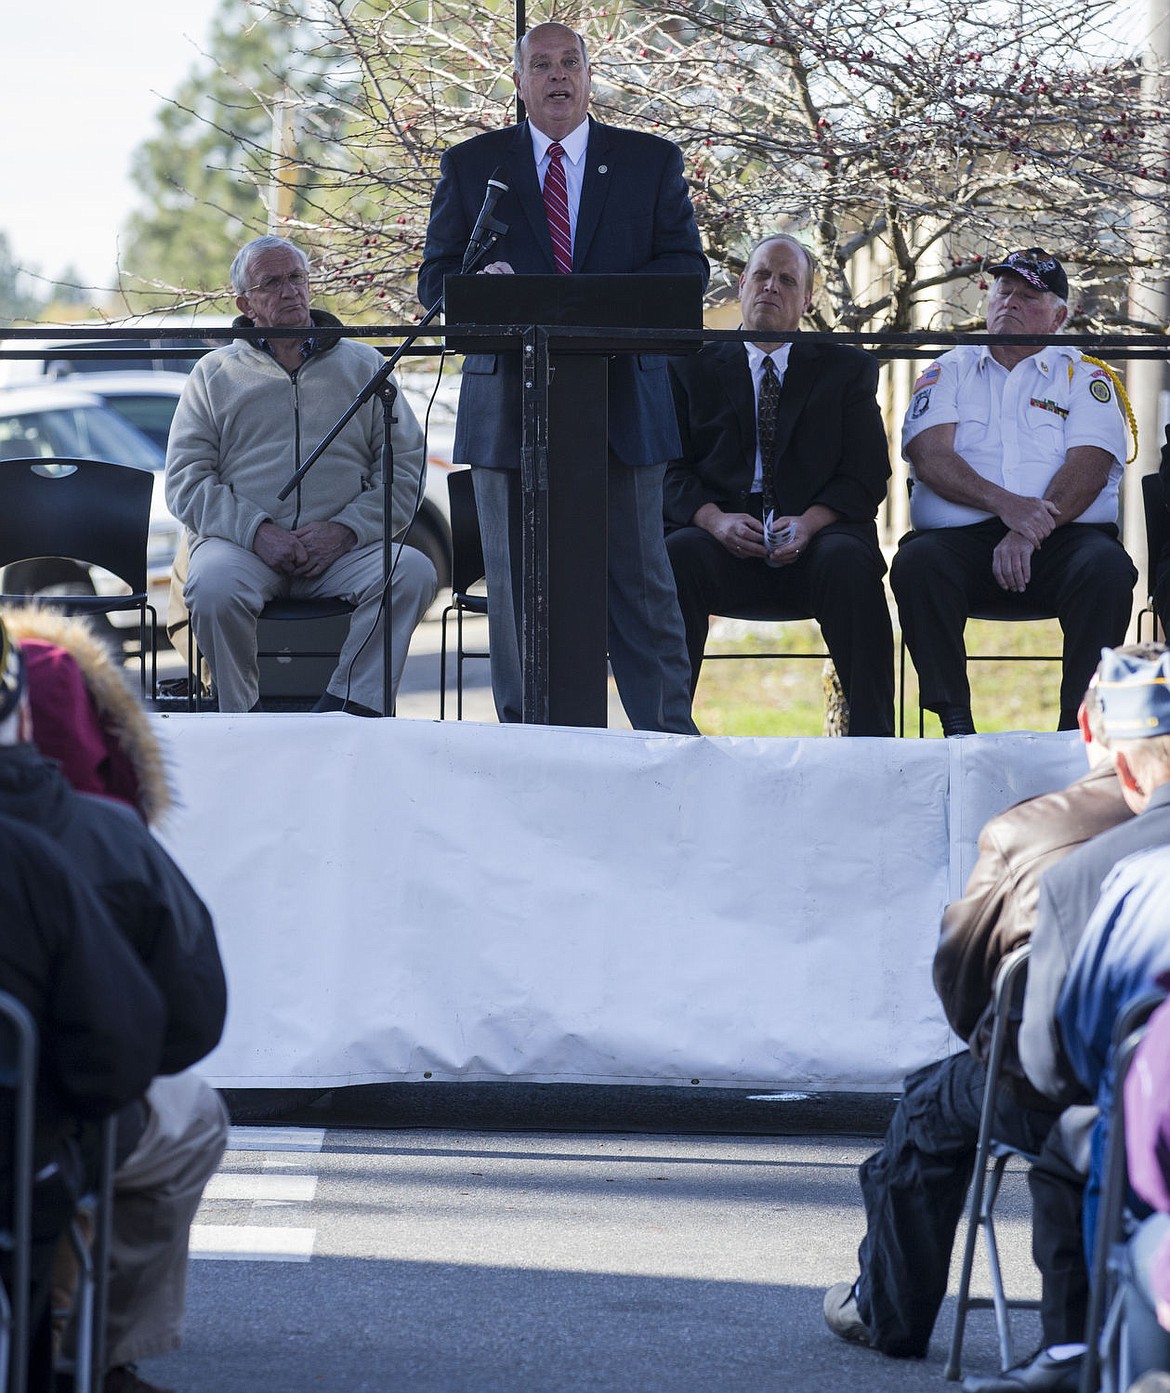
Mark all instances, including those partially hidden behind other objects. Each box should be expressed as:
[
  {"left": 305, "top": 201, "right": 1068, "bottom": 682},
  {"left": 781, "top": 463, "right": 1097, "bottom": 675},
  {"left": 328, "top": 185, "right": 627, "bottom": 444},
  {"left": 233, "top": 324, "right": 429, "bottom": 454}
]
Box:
[
  {"left": 938, "top": 703, "right": 976, "bottom": 737},
  {"left": 961, "top": 1346, "right": 1084, "bottom": 1393}
]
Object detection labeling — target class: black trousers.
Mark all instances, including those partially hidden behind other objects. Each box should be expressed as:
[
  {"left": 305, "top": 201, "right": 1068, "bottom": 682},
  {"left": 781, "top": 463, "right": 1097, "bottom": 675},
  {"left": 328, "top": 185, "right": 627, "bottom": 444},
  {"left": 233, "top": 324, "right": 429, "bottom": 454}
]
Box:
[
  {"left": 890, "top": 519, "right": 1136, "bottom": 723},
  {"left": 855, "top": 1051, "right": 1084, "bottom": 1358},
  {"left": 666, "top": 514, "right": 895, "bottom": 736},
  {"left": 1154, "top": 544, "right": 1170, "bottom": 640}
]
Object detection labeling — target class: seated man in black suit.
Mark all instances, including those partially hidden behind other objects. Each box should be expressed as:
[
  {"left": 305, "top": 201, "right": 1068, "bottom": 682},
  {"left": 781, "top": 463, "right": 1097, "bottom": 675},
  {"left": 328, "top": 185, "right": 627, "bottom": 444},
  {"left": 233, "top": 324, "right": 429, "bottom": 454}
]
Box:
[{"left": 663, "top": 234, "right": 895, "bottom": 735}]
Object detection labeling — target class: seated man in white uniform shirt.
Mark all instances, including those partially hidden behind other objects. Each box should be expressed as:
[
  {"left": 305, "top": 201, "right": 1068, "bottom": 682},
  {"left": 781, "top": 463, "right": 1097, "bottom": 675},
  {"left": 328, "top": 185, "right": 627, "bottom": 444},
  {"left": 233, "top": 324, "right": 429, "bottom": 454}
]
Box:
[{"left": 890, "top": 248, "right": 1136, "bottom": 736}]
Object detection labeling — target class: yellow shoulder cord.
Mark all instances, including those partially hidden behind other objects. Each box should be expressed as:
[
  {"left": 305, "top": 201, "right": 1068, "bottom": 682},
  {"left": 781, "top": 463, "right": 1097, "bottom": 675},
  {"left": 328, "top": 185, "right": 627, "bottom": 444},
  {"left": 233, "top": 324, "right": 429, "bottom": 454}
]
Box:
[{"left": 1079, "top": 355, "right": 1138, "bottom": 464}]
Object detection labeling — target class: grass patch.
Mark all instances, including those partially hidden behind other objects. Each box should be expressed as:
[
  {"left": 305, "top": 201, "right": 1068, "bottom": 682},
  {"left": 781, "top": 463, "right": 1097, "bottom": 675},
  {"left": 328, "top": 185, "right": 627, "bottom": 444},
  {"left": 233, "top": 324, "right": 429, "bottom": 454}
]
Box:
[{"left": 695, "top": 616, "right": 1066, "bottom": 738}]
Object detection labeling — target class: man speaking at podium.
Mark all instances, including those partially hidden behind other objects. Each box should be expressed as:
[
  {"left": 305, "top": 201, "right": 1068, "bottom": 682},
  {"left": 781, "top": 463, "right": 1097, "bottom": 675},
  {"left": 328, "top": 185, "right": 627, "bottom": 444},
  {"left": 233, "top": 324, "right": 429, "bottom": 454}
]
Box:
[{"left": 419, "top": 22, "right": 709, "bottom": 733}]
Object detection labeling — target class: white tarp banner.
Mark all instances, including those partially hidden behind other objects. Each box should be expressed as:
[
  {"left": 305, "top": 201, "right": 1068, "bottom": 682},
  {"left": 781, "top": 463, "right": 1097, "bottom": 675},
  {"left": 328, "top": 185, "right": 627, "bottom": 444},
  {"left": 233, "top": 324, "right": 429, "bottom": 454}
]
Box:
[{"left": 154, "top": 716, "right": 1085, "bottom": 1092}]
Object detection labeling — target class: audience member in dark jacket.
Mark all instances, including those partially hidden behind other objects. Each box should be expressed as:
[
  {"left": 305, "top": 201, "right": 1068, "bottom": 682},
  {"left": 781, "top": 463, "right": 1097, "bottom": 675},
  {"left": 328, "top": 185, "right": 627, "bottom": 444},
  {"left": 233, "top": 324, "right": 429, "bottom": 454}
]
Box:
[
  {"left": 0, "top": 625, "right": 166, "bottom": 1393},
  {"left": 0, "top": 608, "right": 230, "bottom": 1393},
  {"left": 823, "top": 655, "right": 1135, "bottom": 1378}
]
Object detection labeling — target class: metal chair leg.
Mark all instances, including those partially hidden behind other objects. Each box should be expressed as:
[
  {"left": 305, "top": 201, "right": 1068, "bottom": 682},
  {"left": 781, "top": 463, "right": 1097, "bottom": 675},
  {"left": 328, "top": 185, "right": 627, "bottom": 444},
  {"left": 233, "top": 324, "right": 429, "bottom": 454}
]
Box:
[
  {"left": 981, "top": 1157, "right": 1017, "bottom": 1372},
  {"left": 946, "top": 1138, "right": 993, "bottom": 1379},
  {"left": 66, "top": 1211, "right": 96, "bottom": 1393},
  {"left": 439, "top": 607, "right": 450, "bottom": 719}
]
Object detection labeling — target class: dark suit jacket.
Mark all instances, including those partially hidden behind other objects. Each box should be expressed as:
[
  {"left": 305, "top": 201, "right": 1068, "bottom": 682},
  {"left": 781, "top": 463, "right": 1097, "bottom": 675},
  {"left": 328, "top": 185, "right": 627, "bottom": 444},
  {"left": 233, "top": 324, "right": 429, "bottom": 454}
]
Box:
[
  {"left": 418, "top": 117, "right": 709, "bottom": 470},
  {"left": 662, "top": 339, "right": 890, "bottom": 539}
]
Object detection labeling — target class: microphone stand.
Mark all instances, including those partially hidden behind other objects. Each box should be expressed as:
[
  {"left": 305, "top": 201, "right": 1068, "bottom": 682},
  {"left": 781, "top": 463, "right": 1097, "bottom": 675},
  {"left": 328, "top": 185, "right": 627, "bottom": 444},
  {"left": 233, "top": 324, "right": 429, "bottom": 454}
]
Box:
[{"left": 276, "top": 221, "right": 506, "bottom": 714}]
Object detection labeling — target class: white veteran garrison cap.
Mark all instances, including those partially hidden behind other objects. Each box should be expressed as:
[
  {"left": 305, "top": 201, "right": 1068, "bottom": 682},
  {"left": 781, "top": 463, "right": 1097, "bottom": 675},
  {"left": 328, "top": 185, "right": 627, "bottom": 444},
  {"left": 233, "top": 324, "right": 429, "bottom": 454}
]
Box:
[{"left": 1095, "top": 647, "right": 1170, "bottom": 740}]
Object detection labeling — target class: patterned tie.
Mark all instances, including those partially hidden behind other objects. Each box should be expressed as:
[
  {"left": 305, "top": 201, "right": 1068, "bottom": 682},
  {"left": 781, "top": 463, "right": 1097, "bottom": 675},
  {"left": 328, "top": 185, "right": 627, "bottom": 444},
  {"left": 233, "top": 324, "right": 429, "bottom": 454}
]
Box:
[
  {"left": 758, "top": 355, "right": 781, "bottom": 516},
  {"left": 543, "top": 142, "right": 573, "bottom": 275}
]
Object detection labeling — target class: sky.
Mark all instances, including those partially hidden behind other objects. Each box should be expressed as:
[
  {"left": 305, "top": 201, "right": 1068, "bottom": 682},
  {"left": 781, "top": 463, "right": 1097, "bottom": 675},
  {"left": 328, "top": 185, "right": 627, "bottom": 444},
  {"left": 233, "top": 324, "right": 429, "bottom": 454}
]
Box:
[
  {"left": 1, "top": 0, "right": 224, "bottom": 295},
  {"left": 0, "top": 0, "right": 1154, "bottom": 307}
]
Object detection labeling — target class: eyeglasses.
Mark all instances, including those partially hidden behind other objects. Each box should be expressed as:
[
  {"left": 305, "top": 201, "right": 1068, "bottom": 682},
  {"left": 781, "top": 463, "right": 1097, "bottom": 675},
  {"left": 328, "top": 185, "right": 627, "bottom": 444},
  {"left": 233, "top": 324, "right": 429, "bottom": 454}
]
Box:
[{"left": 247, "top": 270, "right": 309, "bottom": 295}]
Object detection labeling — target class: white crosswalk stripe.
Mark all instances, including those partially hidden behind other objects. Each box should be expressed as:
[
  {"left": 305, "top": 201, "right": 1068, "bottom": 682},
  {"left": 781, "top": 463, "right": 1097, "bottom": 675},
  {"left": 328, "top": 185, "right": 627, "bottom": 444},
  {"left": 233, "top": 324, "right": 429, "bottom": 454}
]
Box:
[{"left": 190, "top": 1125, "right": 324, "bottom": 1262}]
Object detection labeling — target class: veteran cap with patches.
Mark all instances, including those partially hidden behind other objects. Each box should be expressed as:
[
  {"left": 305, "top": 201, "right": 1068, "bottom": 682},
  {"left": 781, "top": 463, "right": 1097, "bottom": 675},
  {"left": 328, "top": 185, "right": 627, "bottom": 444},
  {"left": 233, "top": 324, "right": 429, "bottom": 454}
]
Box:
[
  {"left": 1095, "top": 646, "right": 1170, "bottom": 740},
  {"left": 986, "top": 247, "right": 1069, "bottom": 301},
  {"left": 0, "top": 614, "right": 26, "bottom": 724}
]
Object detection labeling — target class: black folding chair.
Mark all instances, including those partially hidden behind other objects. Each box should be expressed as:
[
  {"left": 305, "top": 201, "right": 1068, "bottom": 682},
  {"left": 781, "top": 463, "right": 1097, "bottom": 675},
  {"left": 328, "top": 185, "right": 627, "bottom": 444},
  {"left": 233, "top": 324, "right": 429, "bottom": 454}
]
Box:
[
  {"left": 947, "top": 944, "right": 1043, "bottom": 1380},
  {"left": 899, "top": 603, "right": 1062, "bottom": 737},
  {"left": 699, "top": 605, "right": 831, "bottom": 684},
  {"left": 254, "top": 598, "right": 356, "bottom": 705},
  {"left": 439, "top": 469, "right": 489, "bottom": 720},
  {"left": 1137, "top": 472, "right": 1170, "bottom": 643},
  {"left": 0, "top": 458, "right": 158, "bottom": 698},
  {"left": 0, "top": 990, "right": 37, "bottom": 1393},
  {"left": 172, "top": 530, "right": 355, "bottom": 711}
]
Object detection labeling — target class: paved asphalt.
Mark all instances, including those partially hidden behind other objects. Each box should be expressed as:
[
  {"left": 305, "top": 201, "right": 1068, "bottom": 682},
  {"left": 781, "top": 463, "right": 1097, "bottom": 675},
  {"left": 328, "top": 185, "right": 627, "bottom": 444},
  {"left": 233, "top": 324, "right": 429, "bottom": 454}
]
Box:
[
  {"left": 136, "top": 1099, "right": 1043, "bottom": 1393},
  {"left": 145, "top": 626, "right": 1042, "bottom": 1390}
]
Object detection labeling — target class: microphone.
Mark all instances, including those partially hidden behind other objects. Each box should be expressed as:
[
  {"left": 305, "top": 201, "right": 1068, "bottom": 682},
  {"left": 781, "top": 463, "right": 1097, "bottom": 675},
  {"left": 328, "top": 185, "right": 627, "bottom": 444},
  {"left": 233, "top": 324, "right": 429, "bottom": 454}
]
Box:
[{"left": 462, "top": 167, "right": 510, "bottom": 273}]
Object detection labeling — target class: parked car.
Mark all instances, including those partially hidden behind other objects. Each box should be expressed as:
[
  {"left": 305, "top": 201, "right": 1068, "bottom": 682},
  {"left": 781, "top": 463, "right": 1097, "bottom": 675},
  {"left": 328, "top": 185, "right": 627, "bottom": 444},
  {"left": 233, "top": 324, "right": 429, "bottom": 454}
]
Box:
[
  {"left": 75, "top": 371, "right": 189, "bottom": 451},
  {"left": 81, "top": 369, "right": 457, "bottom": 596},
  {"left": 0, "top": 320, "right": 232, "bottom": 388},
  {"left": 0, "top": 381, "right": 165, "bottom": 468},
  {"left": 0, "top": 383, "right": 180, "bottom": 629}
]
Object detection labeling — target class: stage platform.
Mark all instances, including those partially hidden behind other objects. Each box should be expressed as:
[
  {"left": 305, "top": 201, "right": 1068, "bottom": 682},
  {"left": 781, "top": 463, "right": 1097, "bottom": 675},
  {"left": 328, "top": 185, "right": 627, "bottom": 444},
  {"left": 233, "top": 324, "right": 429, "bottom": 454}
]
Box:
[{"left": 153, "top": 715, "right": 1085, "bottom": 1094}]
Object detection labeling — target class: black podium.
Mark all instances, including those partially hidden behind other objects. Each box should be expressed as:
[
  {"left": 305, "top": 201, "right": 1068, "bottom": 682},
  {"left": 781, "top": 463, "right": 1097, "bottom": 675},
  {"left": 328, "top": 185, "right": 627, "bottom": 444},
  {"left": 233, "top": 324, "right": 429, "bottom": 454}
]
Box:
[{"left": 443, "top": 274, "right": 703, "bottom": 727}]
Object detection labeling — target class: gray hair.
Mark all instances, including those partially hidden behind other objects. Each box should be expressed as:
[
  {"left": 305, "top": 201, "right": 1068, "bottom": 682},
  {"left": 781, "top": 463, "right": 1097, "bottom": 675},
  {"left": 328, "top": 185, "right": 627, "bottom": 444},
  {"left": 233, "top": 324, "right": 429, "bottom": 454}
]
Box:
[
  {"left": 230, "top": 236, "right": 310, "bottom": 297},
  {"left": 514, "top": 24, "right": 590, "bottom": 72},
  {"left": 744, "top": 234, "right": 818, "bottom": 299}
]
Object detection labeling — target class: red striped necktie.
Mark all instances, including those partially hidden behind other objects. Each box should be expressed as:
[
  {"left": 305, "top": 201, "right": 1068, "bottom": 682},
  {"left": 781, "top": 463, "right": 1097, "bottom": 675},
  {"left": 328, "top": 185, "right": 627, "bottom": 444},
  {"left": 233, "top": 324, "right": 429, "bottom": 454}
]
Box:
[{"left": 543, "top": 141, "right": 573, "bottom": 275}]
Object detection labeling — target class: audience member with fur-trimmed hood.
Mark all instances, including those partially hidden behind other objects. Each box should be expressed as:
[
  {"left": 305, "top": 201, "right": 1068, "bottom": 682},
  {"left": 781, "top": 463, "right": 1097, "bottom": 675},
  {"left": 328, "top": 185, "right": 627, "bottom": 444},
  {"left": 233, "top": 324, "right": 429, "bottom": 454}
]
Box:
[
  {"left": 0, "top": 606, "right": 229, "bottom": 1393},
  {"left": 3, "top": 606, "right": 171, "bottom": 824},
  {"left": 0, "top": 606, "right": 223, "bottom": 1073}
]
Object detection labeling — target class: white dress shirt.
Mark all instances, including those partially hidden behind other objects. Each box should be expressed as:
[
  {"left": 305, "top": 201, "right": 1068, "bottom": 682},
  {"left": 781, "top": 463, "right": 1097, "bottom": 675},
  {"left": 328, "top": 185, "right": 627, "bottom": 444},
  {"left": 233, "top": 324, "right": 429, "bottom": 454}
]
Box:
[{"left": 530, "top": 119, "right": 590, "bottom": 245}]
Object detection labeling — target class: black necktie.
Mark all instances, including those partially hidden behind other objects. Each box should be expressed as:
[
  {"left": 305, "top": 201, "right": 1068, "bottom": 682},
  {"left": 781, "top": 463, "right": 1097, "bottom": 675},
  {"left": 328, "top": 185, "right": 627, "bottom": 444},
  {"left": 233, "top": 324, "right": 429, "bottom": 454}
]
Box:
[{"left": 758, "top": 355, "right": 781, "bottom": 516}]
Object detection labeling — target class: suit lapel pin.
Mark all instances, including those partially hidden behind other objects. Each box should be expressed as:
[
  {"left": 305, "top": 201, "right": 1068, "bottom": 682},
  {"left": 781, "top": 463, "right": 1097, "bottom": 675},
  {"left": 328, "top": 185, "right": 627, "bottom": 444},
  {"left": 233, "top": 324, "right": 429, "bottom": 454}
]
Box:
[{"left": 597, "top": 165, "right": 608, "bottom": 174}]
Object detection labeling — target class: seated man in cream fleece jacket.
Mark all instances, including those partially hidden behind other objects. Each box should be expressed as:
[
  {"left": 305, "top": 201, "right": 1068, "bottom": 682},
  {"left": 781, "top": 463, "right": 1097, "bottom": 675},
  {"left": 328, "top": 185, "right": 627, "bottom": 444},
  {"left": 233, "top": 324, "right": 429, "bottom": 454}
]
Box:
[{"left": 165, "top": 235, "right": 436, "bottom": 715}]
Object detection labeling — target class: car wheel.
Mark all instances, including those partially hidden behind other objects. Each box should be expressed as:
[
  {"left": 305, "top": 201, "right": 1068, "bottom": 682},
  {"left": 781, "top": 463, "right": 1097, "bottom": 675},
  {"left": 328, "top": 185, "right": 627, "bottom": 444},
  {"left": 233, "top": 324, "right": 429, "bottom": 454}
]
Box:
[
  {"left": 0, "top": 561, "right": 124, "bottom": 653},
  {"left": 1, "top": 558, "right": 92, "bottom": 594}
]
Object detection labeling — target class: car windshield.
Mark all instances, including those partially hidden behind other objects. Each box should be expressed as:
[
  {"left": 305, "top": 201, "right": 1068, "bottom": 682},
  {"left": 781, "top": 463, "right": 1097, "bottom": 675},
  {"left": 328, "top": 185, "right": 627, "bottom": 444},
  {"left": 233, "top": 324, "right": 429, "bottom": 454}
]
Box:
[
  {"left": 99, "top": 394, "right": 180, "bottom": 451},
  {"left": 0, "top": 403, "right": 164, "bottom": 468},
  {"left": 43, "top": 338, "right": 203, "bottom": 376}
]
